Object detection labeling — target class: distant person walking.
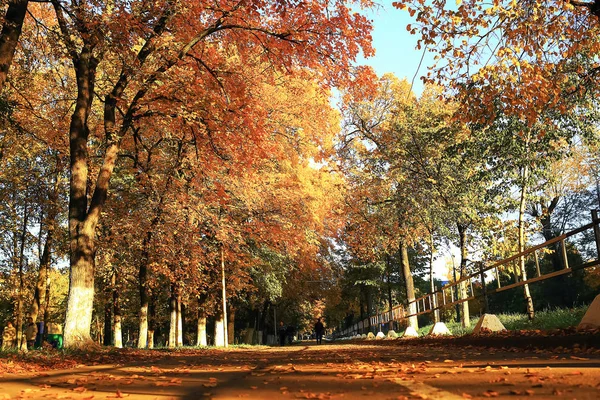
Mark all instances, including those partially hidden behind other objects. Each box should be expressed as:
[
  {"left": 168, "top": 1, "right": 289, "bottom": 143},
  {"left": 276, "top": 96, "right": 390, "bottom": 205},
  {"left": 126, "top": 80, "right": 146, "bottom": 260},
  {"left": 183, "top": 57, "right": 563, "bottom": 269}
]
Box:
[
  {"left": 278, "top": 321, "right": 286, "bottom": 346},
  {"left": 25, "top": 317, "right": 38, "bottom": 349},
  {"left": 314, "top": 318, "right": 324, "bottom": 345}
]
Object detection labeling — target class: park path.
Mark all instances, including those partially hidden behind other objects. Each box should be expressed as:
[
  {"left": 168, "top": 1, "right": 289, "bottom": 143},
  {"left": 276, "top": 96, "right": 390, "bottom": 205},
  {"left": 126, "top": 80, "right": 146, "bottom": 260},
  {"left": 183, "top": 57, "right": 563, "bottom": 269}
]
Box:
[{"left": 1, "top": 340, "right": 600, "bottom": 399}]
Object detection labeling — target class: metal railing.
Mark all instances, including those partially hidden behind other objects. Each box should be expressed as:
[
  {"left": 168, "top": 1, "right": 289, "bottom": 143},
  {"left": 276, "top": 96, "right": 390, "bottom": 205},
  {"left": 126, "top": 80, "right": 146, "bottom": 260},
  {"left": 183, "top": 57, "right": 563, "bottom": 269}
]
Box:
[{"left": 338, "top": 210, "right": 600, "bottom": 337}]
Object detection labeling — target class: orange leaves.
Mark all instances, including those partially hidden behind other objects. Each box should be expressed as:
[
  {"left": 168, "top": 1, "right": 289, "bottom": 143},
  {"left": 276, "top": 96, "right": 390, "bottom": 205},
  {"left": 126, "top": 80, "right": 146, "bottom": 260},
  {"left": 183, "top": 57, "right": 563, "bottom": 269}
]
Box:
[{"left": 394, "top": 0, "right": 600, "bottom": 127}]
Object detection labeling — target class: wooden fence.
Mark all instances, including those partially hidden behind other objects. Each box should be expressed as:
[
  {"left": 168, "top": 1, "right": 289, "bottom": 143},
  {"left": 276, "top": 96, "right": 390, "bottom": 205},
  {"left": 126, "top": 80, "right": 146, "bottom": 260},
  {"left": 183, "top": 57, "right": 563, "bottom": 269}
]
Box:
[{"left": 337, "top": 210, "right": 600, "bottom": 337}]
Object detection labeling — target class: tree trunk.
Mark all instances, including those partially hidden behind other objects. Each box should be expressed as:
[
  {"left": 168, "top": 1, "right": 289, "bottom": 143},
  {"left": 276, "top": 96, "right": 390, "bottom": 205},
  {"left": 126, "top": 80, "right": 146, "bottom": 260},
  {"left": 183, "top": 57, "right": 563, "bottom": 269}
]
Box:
[
  {"left": 33, "top": 229, "right": 51, "bottom": 324},
  {"left": 386, "top": 256, "right": 394, "bottom": 330},
  {"left": 176, "top": 299, "right": 183, "bottom": 347},
  {"left": 112, "top": 272, "right": 122, "bottom": 348},
  {"left": 214, "top": 313, "right": 225, "bottom": 347},
  {"left": 148, "top": 295, "right": 156, "bottom": 349},
  {"left": 137, "top": 257, "right": 149, "bottom": 348},
  {"left": 168, "top": 291, "right": 177, "bottom": 348},
  {"left": 519, "top": 166, "right": 535, "bottom": 320},
  {"left": 43, "top": 272, "right": 51, "bottom": 326},
  {"left": 196, "top": 295, "right": 208, "bottom": 346},
  {"left": 33, "top": 158, "right": 60, "bottom": 324},
  {"left": 228, "top": 307, "right": 235, "bottom": 345},
  {"left": 220, "top": 246, "right": 228, "bottom": 347},
  {"left": 103, "top": 300, "right": 112, "bottom": 346},
  {"left": 457, "top": 223, "right": 471, "bottom": 328},
  {"left": 15, "top": 193, "right": 29, "bottom": 350},
  {"left": 400, "top": 242, "right": 418, "bottom": 330},
  {"left": 147, "top": 330, "right": 154, "bottom": 349},
  {"left": 0, "top": 0, "right": 29, "bottom": 91},
  {"left": 62, "top": 42, "right": 100, "bottom": 347},
  {"left": 429, "top": 241, "right": 440, "bottom": 323},
  {"left": 197, "top": 316, "right": 207, "bottom": 346}
]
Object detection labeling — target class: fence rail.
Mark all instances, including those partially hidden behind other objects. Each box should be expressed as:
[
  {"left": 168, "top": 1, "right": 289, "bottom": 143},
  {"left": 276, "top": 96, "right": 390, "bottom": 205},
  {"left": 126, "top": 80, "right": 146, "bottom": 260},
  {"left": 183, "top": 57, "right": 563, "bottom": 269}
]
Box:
[{"left": 337, "top": 210, "right": 600, "bottom": 337}]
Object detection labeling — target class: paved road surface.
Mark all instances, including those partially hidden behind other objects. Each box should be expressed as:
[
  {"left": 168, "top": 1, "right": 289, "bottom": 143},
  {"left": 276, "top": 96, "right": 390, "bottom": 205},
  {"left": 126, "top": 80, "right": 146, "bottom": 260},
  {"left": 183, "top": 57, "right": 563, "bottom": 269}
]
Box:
[{"left": 1, "top": 340, "right": 599, "bottom": 399}]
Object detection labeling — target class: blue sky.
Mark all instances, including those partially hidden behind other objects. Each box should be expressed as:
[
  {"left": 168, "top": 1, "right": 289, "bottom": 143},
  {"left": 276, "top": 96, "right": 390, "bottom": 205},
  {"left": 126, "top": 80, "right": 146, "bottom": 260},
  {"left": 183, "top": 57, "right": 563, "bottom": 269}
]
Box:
[{"left": 357, "top": 4, "right": 434, "bottom": 96}]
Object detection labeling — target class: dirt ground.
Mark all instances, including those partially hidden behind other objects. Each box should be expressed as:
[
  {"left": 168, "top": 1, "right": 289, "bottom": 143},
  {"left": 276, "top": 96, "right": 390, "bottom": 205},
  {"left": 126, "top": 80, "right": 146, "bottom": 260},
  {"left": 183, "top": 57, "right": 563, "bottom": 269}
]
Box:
[{"left": 1, "top": 338, "right": 600, "bottom": 399}]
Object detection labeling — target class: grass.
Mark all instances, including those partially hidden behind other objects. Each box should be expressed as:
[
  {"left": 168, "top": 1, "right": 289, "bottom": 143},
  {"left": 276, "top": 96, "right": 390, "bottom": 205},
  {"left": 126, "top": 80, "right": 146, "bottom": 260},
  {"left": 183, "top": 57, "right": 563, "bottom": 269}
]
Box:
[
  {"left": 497, "top": 305, "right": 588, "bottom": 331},
  {"left": 416, "top": 305, "right": 589, "bottom": 337}
]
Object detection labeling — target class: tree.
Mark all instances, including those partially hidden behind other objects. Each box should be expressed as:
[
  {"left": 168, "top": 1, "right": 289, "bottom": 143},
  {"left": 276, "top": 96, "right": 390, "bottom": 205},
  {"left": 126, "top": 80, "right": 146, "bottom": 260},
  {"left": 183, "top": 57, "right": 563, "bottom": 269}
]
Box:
[
  {"left": 394, "top": 0, "right": 600, "bottom": 126},
  {"left": 0, "top": 0, "right": 29, "bottom": 91},
  {"left": 44, "top": 0, "right": 373, "bottom": 347}
]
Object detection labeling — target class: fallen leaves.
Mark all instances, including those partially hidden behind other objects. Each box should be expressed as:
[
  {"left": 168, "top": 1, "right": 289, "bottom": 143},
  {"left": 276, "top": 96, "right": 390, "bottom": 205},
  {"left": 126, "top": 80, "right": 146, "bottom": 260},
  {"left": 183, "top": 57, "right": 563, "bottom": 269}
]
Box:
[{"left": 569, "top": 356, "right": 589, "bottom": 361}]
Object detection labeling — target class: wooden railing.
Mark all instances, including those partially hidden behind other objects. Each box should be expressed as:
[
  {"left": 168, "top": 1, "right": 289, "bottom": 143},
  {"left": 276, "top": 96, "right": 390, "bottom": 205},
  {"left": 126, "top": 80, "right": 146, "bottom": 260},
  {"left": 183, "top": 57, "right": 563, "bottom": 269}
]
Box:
[{"left": 338, "top": 210, "right": 600, "bottom": 337}]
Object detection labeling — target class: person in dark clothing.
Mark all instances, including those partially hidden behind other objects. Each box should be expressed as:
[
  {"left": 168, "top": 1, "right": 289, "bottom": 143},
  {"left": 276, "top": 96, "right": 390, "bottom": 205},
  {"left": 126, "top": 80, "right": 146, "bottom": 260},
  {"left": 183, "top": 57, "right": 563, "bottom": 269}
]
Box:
[
  {"left": 314, "top": 318, "right": 324, "bottom": 345},
  {"left": 278, "top": 321, "right": 286, "bottom": 346}
]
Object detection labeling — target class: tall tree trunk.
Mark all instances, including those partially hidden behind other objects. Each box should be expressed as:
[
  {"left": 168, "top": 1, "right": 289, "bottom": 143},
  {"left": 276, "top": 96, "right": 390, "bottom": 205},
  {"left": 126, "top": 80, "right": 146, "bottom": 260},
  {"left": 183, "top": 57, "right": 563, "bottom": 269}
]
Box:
[
  {"left": 197, "top": 316, "right": 207, "bottom": 346},
  {"left": 400, "top": 242, "right": 418, "bottom": 330},
  {"left": 429, "top": 238, "right": 440, "bottom": 323},
  {"left": 62, "top": 41, "right": 100, "bottom": 347},
  {"left": 32, "top": 164, "right": 59, "bottom": 325},
  {"left": 386, "top": 255, "right": 394, "bottom": 330},
  {"left": 43, "top": 273, "right": 51, "bottom": 326},
  {"left": 519, "top": 166, "right": 535, "bottom": 320},
  {"left": 33, "top": 225, "right": 52, "bottom": 324},
  {"left": 168, "top": 290, "right": 177, "bottom": 348},
  {"left": 137, "top": 256, "right": 149, "bottom": 348},
  {"left": 457, "top": 223, "right": 470, "bottom": 328},
  {"left": 0, "top": 0, "right": 29, "bottom": 91},
  {"left": 228, "top": 307, "right": 235, "bottom": 345},
  {"left": 148, "top": 294, "right": 156, "bottom": 349},
  {"left": 176, "top": 299, "right": 183, "bottom": 347},
  {"left": 112, "top": 271, "right": 122, "bottom": 348},
  {"left": 16, "top": 194, "right": 29, "bottom": 350},
  {"left": 214, "top": 311, "right": 225, "bottom": 347},
  {"left": 220, "top": 246, "right": 228, "bottom": 347},
  {"left": 196, "top": 294, "right": 208, "bottom": 346},
  {"left": 103, "top": 301, "right": 112, "bottom": 346}
]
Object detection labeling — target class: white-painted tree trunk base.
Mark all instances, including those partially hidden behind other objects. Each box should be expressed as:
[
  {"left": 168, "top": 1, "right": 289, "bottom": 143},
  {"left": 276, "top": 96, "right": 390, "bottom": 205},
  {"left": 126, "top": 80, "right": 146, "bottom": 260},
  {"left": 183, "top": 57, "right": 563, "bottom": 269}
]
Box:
[
  {"left": 63, "top": 286, "right": 94, "bottom": 347},
  {"left": 114, "top": 320, "right": 123, "bottom": 348},
  {"left": 214, "top": 319, "right": 225, "bottom": 347},
  {"left": 473, "top": 314, "right": 506, "bottom": 334},
  {"left": 176, "top": 303, "right": 183, "bottom": 347},
  {"left": 197, "top": 317, "right": 207, "bottom": 346},
  {"left": 138, "top": 305, "right": 148, "bottom": 348},
  {"left": 168, "top": 306, "right": 177, "bottom": 348}
]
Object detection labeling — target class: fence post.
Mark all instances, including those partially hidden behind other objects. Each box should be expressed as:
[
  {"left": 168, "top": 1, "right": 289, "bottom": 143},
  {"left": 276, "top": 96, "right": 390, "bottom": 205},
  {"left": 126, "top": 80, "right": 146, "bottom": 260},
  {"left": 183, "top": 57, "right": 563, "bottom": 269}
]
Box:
[
  {"left": 561, "top": 239, "right": 569, "bottom": 269},
  {"left": 593, "top": 210, "right": 600, "bottom": 260},
  {"left": 479, "top": 262, "right": 489, "bottom": 314}
]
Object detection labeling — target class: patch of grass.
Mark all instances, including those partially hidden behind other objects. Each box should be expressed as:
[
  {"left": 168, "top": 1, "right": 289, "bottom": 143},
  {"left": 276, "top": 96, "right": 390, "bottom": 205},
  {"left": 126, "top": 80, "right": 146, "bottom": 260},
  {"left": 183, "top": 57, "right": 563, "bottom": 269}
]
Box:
[
  {"left": 498, "top": 305, "right": 587, "bottom": 331},
  {"left": 415, "top": 305, "right": 589, "bottom": 337}
]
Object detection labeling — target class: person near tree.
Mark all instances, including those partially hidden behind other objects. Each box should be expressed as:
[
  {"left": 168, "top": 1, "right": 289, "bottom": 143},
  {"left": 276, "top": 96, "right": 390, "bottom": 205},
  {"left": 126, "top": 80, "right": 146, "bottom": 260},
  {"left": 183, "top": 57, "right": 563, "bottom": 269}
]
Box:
[
  {"left": 278, "top": 321, "right": 287, "bottom": 346},
  {"left": 2, "top": 321, "right": 16, "bottom": 349},
  {"left": 25, "top": 317, "right": 38, "bottom": 349},
  {"left": 314, "top": 318, "right": 324, "bottom": 345}
]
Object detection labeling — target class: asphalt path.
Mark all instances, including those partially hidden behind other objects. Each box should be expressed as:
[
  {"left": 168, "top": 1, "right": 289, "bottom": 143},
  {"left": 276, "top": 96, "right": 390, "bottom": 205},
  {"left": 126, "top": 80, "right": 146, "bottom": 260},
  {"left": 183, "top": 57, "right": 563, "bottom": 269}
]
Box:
[{"left": 1, "top": 340, "right": 600, "bottom": 399}]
